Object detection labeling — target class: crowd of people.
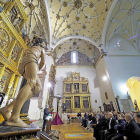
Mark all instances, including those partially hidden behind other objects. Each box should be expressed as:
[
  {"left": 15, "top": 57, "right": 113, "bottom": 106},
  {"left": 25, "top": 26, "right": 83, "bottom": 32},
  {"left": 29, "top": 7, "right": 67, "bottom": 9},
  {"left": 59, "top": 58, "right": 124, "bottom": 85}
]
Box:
[{"left": 77, "top": 111, "right": 140, "bottom": 140}]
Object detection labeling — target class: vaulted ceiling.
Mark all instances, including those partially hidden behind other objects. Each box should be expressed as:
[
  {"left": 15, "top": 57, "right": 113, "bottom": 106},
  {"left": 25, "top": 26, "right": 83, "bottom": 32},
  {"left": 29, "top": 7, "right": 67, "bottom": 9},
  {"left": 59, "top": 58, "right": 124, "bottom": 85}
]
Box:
[
  {"left": 49, "top": 0, "right": 113, "bottom": 45},
  {"left": 21, "top": 0, "right": 49, "bottom": 43},
  {"left": 54, "top": 38, "right": 100, "bottom": 64},
  {"left": 105, "top": 0, "right": 140, "bottom": 51},
  {"left": 20, "top": 0, "right": 140, "bottom": 59}
]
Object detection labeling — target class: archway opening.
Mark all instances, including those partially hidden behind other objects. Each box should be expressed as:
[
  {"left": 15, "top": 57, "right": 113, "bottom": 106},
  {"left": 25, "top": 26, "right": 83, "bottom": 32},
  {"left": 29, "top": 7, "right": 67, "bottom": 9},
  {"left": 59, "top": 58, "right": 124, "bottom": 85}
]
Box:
[{"left": 127, "top": 77, "right": 140, "bottom": 111}]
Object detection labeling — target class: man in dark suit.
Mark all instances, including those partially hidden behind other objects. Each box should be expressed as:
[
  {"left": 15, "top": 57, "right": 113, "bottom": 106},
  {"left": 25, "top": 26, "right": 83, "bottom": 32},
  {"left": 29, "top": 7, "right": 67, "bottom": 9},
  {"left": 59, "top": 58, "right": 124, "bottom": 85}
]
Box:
[
  {"left": 104, "top": 112, "right": 116, "bottom": 140},
  {"left": 42, "top": 104, "right": 52, "bottom": 131},
  {"left": 134, "top": 113, "right": 140, "bottom": 140},
  {"left": 81, "top": 112, "right": 89, "bottom": 127},
  {"left": 123, "top": 113, "right": 140, "bottom": 140},
  {"left": 95, "top": 113, "right": 108, "bottom": 140},
  {"left": 77, "top": 112, "right": 82, "bottom": 123},
  {"left": 113, "top": 111, "right": 118, "bottom": 121}
]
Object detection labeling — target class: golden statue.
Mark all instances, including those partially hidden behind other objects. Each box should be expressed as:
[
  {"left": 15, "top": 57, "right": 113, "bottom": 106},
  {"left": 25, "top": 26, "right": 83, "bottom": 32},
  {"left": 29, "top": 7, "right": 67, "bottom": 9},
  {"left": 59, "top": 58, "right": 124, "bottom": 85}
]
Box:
[{"left": 0, "top": 36, "right": 46, "bottom": 127}]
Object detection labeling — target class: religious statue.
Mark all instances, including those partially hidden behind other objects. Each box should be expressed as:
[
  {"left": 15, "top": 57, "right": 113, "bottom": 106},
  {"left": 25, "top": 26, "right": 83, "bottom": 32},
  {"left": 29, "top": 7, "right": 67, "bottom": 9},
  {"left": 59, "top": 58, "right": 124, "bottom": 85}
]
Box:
[{"left": 0, "top": 36, "right": 46, "bottom": 127}]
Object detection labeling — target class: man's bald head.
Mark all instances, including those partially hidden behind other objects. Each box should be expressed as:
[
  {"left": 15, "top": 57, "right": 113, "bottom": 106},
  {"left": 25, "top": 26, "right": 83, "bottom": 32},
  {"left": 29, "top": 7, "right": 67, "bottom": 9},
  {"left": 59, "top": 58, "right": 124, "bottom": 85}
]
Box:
[{"left": 108, "top": 112, "right": 113, "bottom": 119}]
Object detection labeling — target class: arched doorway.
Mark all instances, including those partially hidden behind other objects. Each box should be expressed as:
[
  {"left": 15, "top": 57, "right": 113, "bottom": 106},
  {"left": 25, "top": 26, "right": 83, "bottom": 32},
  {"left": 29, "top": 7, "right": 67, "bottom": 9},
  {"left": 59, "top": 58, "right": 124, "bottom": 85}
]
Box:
[{"left": 127, "top": 77, "right": 140, "bottom": 111}]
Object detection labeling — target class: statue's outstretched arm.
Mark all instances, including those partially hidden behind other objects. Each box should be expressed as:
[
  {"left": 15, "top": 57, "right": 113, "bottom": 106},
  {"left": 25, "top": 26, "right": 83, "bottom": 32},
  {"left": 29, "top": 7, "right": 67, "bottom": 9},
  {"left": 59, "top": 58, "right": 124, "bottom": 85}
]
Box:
[{"left": 39, "top": 48, "right": 45, "bottom": 71}]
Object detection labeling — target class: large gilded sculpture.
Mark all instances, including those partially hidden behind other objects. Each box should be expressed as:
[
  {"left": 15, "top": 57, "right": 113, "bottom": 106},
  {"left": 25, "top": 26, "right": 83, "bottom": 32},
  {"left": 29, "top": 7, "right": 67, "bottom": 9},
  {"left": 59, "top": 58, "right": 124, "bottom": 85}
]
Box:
[{"left": 0, "top": 36, "right": 46, "bottom": 127}]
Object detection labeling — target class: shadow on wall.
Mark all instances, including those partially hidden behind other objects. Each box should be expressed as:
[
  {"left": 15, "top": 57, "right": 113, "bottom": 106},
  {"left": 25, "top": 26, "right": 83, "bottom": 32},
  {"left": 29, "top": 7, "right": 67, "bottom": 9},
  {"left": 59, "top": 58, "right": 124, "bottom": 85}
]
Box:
[{"left": 93, "top": 76, "right": 99, "bottom": 88}]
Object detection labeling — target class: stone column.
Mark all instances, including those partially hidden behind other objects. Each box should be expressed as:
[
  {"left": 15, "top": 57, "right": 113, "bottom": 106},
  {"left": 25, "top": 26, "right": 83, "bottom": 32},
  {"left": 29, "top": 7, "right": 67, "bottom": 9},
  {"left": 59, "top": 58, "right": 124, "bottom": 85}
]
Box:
[
  {"left": 6, "top": 73, "right": 15, "bottom": 96},
  {"left": 80, "top": 95, "right": 82, "bottom": 109},
  {"left": 12, "top": 76, "right": 20, "bottom": 98},
  {"left": 79, "top": 83, "right": 82, "bottom": 93},
  {"left": 71, "top": 83, "right": 74, "bottom": 93}
]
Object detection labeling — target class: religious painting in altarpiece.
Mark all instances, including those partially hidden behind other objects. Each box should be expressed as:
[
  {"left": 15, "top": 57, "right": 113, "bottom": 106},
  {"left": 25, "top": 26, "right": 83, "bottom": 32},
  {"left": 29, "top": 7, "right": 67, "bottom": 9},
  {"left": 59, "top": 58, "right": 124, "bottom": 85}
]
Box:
[
  {"left": 63, "top": 72, "right": 92, "bottom": 113},
  {"left": 0, "top": 0, "right": 28, "bottom": 105}
]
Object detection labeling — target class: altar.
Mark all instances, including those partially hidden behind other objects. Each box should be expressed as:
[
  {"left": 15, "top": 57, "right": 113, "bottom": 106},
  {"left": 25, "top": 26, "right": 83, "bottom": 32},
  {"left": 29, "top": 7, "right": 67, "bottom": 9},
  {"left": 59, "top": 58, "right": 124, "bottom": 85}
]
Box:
[{"left": 63, "top": 72, "right": 92, "bottom": 113}]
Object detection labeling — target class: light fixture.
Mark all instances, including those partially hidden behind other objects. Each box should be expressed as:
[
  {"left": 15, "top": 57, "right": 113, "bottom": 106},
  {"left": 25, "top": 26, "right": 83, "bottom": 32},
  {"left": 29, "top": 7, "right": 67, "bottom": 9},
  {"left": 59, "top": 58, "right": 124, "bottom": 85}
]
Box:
[
  {"left": 103, "top": 76, "right": 108, "bottom": 81},
  {"left": 48, "top": 83, "right": 51, "bottom": 87},
  {"left": 120, "top": 84, "right": 129, "bottom": 94}
]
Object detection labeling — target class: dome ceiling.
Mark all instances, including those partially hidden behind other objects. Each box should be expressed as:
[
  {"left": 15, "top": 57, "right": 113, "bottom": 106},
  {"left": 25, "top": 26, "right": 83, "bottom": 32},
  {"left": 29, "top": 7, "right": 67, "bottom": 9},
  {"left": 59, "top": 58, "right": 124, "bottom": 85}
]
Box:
[
  {"left": 21, "top": 0, "right": 49, "bottom": 43},
  {"left": 49, "top": 0, "right": 113, "bottom": 45},
  {"left": 105, "top": 0, "right": 140, "bottom": 50},
  {"left": 54, "top": 39, "right": 100, "bottom": 64}
]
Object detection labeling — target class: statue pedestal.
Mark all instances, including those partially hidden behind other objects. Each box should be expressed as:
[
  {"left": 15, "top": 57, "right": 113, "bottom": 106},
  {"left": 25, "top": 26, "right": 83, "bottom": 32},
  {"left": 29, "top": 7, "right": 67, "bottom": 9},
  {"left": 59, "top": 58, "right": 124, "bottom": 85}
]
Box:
[{"left": 0, "top": 123, "right": 41, "bottom": 139}]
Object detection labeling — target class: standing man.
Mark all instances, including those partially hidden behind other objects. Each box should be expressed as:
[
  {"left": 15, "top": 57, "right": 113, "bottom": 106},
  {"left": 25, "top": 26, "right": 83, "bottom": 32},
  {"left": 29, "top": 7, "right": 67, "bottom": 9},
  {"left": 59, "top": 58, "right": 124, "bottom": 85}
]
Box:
[
  {"left": 0, "top": 36, "right": 46, "bottom": 127},
  {"left": 42, "top": 104, "right": 50, "bottom": 131}
]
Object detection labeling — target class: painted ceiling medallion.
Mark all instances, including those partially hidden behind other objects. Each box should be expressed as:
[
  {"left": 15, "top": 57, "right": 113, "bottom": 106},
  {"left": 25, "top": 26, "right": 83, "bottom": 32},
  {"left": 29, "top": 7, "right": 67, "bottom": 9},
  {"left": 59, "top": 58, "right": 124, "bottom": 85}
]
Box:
[
  {"left": 129, "top": 9, "right": 134, "bottom": 15},
  {"left": 74, "top": 0, "right": 82, "bottom": 9},
  {"left": 73, "top": 42, "right": 77, "bottom": 45},
  {"left": 56, "top": 14, "right": 60, "bottom": 19},
  {"left": 28, "top": 3, "right": 35, "bottom": 11},
  {"left": 76, "top": 16, "right": 80, "bottom": 21},
  {"left": 67, "top": 25, "right": 71, "bottom": 29},
  {"left": 63, "top": 2, "right": 67, "bottom": 7},
  {"left": 89, "top": 3, "right": 94, "bottom": 8}
]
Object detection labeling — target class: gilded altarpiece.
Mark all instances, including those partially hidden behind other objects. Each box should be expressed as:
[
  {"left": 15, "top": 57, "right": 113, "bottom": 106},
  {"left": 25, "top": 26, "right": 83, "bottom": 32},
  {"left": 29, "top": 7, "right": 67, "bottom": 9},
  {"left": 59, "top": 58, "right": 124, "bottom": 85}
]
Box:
[
  {"left": 0, "top": 0, "right": 28, "bottom": 104},
  {"left": 63, "top": 72, "right": 92, "bottom": 113}
]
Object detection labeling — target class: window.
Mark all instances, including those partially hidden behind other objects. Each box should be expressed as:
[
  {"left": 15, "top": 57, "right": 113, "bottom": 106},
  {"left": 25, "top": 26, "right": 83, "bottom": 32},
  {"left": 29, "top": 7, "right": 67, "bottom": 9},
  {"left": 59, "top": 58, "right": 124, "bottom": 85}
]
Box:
[
  {"left": 73, "top": 52, "right": 76, "bottom": 63},
  {"left": 71, "top": 51, "right": 78, "bottom": 64}
]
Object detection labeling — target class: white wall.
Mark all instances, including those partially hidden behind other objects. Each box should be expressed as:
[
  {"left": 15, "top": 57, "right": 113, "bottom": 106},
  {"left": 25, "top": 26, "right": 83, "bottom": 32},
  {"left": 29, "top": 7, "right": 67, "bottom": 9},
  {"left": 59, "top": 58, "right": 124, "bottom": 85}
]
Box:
[
  {"left": 96, "top": 58, "right": 116, "bottom": 110},
  {"left": 104, "top": 56, "right": 140, "bottom": 111},
  {"left": 53, "top": 65, "right": 103, "bottom": 113},
  {"left": 105, "top": 56, "right": 140, "bottom": 98}
]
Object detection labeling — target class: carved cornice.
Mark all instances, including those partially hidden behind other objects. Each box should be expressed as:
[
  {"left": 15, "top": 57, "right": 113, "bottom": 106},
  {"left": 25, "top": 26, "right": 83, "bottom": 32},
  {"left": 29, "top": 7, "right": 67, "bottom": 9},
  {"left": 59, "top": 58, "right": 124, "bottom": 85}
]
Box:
[
  {"left": 64, "top": 72, "right": 89, "bottom": 82},
  {"left": 0, "top": 52, "right": 20, "bottom": 75}
]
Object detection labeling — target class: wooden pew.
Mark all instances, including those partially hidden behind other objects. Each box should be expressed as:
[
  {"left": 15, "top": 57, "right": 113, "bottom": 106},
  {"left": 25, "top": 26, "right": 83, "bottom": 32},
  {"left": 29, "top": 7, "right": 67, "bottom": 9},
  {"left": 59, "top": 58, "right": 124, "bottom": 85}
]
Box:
[{"left": 67, "top": 114, "right": 84, "bottom": 123}]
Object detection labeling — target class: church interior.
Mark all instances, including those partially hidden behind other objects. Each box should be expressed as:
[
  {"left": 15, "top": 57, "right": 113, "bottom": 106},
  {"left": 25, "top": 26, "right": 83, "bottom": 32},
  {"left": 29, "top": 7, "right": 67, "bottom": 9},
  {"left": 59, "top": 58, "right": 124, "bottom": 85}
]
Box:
[{"left": 0, "top": 0, "right": 140, "bottom": 139}]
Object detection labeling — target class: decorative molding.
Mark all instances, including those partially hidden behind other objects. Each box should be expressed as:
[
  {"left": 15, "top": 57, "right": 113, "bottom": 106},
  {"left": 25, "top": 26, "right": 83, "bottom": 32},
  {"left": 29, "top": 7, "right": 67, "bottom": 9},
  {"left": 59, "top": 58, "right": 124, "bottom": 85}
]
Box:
[{"left": 0, "top": 52, "right": 20, "bottom": 75}]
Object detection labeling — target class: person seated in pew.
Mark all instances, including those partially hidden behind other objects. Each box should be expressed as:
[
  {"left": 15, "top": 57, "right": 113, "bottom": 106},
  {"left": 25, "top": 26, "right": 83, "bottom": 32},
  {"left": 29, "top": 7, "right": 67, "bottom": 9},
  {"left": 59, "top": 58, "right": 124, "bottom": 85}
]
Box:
[
  {"left": 94, "top": 113, "right": 108, "bottom": 140},
  {"left": 123, "top": 113, "right": 140, "bottom": 140},
  {"left": 134, "top": 113, "right": 140, "bottom": 140},
  {"left": 85, "top": 112, "right": 93, "bottom": 131},
  {"left": 90, "top": 113, "right": 97, "bottom": 131},
  {"left": 77, "top": 112, "right": 82, "bottom": 123},
  {"left": 81, "top": 112, "right": 89, "bottom": 127},
  {"left": 101, "top": 112, "right": 116, "bottom": 140},
  {"left": 107, "top": 113, "right": 126, "bottom": 140}
]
